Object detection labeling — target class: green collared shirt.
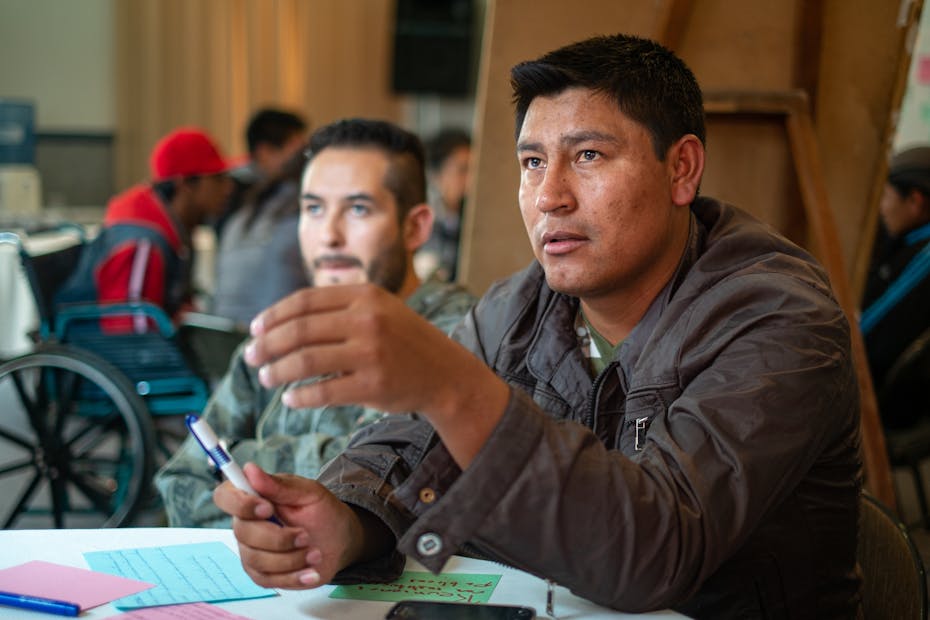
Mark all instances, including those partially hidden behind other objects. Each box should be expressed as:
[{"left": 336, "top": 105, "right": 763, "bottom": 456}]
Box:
[{"left": 578, "top": 308, "right": 623, "bottom": 377}]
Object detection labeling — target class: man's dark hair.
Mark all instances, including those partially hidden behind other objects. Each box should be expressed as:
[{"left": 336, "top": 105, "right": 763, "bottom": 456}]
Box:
[
  {"left": 246, "top": 108, "right": 308, "bottom": 154},
  {"left": 510, "top": 33, "right": 705, "bottom": 160},
  {"left": 151, "top": 175, "right": 208, "bottom": 203},
  {"left": 888, "top": 180, "right": 930, "bottom": 204},
  {"left": 306, "top": 118, "right": 427, "bottom": 220},
  {"left": 888, "top": 146, "right": 930, "bottom": 204},
  {"left": 425, "top": 128, "right": 471, "bottom": 172}
]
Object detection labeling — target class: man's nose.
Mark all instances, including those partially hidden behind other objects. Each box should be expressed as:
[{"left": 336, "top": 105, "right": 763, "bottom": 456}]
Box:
[
  {"left": 320, "top": 214, "right": 344, "bottom": 247},
  {"left": 535, "top": 166, "right": 575, "bottom": 213}
]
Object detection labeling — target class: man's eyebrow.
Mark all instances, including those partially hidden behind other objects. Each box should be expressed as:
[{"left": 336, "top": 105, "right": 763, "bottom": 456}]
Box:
[
  {"left": 517, "top": 131, "right": 621, "bottom": 153},
  {"left": 516, "top": 140, "right": 543, "bottom": 153},
  {"left": 344, "top": 193, "right": 375, "bottom": 202},
  {"left": 561, "top": 130, "right": 620, "bottom": 147},
  {"left": 300, "top": 192, "right": 376, "bottom": 202}
]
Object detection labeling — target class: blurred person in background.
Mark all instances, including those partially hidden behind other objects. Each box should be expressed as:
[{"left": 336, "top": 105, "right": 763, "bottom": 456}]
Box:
[
  {"left": 414, "top": 128, "right": 471, "bottom": 282},
  {"left": 56, "top": 127, "right": 232, "bottom": 331},
  {"left": 860, "top": 145, "right": 930, "bottom": 428},
  {"left": 215, "top": 108, "right": 309, "bottom": 237},
  {"left": 210, "top": 108, "right": 310, "bottom": 325}
]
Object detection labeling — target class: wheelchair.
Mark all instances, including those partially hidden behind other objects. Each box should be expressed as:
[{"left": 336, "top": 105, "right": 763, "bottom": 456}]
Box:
[{"left": 0, "top": 224, "right": 243, "bottom": 529}]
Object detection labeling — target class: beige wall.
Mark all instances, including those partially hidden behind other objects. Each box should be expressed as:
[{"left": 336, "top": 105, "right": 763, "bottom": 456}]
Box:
[
  {"left": 0, "top": 0, "right": 480, "bottom": 203},
  {"left": 114, "top": 0, "right": 407, "bottom": 189},
  {"left": 0, "top": 0, "right": 114, "bottom": 131},
  {"left": 463, "top": 0, "right": 913, "bottom": 297}
]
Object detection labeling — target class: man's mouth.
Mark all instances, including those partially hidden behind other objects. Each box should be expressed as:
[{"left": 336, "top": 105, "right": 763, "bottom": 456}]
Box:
[
  {"left": 541, "top": 231, "right": 587, "bottom": 255},
  {"left": 314, "top": 255, "right": 363, "bottom": 270}
]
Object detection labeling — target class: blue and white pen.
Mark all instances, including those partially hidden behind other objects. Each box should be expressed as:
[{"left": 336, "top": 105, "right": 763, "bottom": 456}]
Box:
[
  {"left": 185, "top": 414, "right": 283, "bottom": 526},
  {"left": 0, "top": 591, "right": 79, "bottom": 617}
]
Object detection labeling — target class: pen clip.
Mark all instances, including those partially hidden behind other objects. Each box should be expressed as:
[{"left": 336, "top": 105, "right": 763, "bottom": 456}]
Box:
[{"left": 185, "top": 414, "right": 209, "bottom": 454}]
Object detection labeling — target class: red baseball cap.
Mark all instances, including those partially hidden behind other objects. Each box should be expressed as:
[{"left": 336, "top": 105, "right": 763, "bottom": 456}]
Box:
[{"left": 149, "top": 127, "right": 230, "bottom": 182}]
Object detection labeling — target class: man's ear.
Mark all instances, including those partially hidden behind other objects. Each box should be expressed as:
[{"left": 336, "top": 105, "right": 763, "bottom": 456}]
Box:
[
  {"left": 906, "top": 188, "right": 930, "bottom": 221},
  {"left": 404, "top": 203, "right": 434, "bottom": 251},
  {"left": 172, "top": 177, "right": 191, "bottom": 199},
  {"left": 668, "top": 134, "right": 705, "bottom": 207},
  {"left": 252, "top": 143, "right": 274, "bottom": 170}
]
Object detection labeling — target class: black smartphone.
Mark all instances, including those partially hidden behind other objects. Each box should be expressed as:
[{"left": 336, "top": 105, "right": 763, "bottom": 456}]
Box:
[{"left": 385, "top": 600, "right": 536, "bottom": 619}]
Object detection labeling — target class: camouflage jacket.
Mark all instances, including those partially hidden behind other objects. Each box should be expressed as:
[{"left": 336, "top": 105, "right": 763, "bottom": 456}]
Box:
[{"left": 154, "top": 277, "right": 476, "bottom": 527}]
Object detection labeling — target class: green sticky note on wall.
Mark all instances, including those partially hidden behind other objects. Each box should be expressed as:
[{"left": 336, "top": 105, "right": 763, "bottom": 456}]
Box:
[{"left": 330, "top": 571, "right": 501, "bottom": 603}]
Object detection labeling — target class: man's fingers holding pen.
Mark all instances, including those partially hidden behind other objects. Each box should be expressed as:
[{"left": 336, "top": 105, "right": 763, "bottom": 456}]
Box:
[
  {"left": 235, "top": 549, "right": 320, "bottom": 590},
  {"left": 229, "top": 516, "right": 306, "bottom": 553},
  {"left": 234, "top": 528, "right": 309, "bottom": 572},
  {"left": 213, "top": 479, "right": 273, "bottom": 521}
]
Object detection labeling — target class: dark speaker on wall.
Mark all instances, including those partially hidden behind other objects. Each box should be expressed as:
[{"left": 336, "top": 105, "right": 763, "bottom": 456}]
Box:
[{"left": 392, "top": 0, "right": 476, "bottom": 97}]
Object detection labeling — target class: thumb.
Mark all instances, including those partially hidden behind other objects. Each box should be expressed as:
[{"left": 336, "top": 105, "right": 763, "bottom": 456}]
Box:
[
  {"left": 243, "top": 462, "right": 317, "bottom": 506},
  {"left": 242, "top": 462, "right": 280, "bottom": 498}
]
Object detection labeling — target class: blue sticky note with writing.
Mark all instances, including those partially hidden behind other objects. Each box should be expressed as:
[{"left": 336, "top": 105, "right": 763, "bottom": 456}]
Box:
[{"left": 84, "top": 542, "right": 276, "bottom": 610}]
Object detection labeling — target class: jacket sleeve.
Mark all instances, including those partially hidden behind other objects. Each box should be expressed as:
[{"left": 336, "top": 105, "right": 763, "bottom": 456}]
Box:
[
  {"left": 232, "top": 405, "right": 385, "bottom": 485},
  {"left": 156, "top": 283, "right": 472, "bottom": 529},
  {"left": 320, "top": 271, "right": 860, "bottom": 612},
  {"left": 154, "top": 345, "right": 267, "bottom": 527},
  {"left": 155, "top": 349, "right": 385, "bottom": 527}
]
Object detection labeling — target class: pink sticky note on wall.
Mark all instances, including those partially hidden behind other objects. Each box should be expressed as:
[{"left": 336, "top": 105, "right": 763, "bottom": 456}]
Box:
[
  {"left": 0, "top": 560, "right": 154, "bottom": 610},
  {"left": 918, "top": 55, "right": 930, "bottom": 85}
]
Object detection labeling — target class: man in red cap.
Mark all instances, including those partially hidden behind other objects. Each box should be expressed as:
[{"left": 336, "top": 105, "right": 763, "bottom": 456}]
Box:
[{"left": 57, "top": 127, "right": 232, "bottom": 329}]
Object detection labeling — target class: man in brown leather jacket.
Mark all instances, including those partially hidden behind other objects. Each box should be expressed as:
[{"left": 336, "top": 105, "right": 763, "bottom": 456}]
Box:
[{"left": 215, "top": 34, "right": 861, "bottom": 619}]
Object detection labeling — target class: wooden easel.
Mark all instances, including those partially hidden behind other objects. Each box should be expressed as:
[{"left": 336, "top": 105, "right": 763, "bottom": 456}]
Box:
[{"left": 704, "top": 91, "right": 895, "bottom": 508}]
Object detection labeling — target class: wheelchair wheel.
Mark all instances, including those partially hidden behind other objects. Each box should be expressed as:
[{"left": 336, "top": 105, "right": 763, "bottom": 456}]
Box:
[{"left": 0, "top": 345, "right": 154, "bottom": 528}]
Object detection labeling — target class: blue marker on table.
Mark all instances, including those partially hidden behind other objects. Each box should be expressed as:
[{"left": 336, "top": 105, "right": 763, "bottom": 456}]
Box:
[
  {"left": 0, "top": 591, "right": 80, "bottom": 617},
  {"left": 185, "top": 414, "right": 283, "bottom": 526}
]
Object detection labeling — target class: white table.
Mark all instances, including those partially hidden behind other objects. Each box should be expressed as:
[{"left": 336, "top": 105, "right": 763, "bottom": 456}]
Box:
[{"left": 0, "top": 528, "right": 686, "bottom": 619}]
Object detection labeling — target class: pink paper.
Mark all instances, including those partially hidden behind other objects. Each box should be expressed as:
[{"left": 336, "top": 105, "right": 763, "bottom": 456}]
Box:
[
  {"left": 919, "top": 56, "right": 930, "bottom": 85},
  {"left": 0, "top": 560, "right": 154, "bottom": 610},
  {"left": 102, "top": 602, "right": 252, "bottom": 619}
]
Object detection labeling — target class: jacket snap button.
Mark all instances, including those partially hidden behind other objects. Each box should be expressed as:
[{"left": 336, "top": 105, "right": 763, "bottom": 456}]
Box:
[
  {"left": 418, "top": 487, "right": 436, "bottom": 504},
  {"left": 417, "top": 532, "right": 443, "bottom": 556}
]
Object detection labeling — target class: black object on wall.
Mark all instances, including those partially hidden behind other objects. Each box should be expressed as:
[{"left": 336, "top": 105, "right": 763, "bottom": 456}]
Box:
[{"left": 392, "top": 0, "right": 476, "bottom": 97}]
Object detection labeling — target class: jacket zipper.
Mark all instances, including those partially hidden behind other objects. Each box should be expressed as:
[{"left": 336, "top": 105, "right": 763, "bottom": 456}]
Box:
[{"left": 584, "top": 361, "right": 616, "bottom": 429}]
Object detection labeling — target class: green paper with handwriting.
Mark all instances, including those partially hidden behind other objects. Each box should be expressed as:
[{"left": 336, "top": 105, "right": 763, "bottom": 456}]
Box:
[{"left": 330, "top": 571, "right": 501, "bottom": 603}]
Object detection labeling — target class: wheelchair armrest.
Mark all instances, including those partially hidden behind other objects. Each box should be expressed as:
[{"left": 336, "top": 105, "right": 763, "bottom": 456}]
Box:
[
  {"left": 0, "top": 231, "right": 23, "bottom": 247},
  {"left": 177, "top": 310, "right": 247, "bottom": 333},
  {"left": 56, "top": 301, "right": 177, "bottom": 338},
  {"left": 175, "top": 313, "right": 250, "bottom": 383}
]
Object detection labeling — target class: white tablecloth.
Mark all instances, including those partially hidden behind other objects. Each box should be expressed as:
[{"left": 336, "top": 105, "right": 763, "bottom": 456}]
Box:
[
  {"left": 0, "top": 528, "right": 686, "bottom": 619},
  {"left": 0, "top": 229, "right": 83, "bottom": 358}
]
